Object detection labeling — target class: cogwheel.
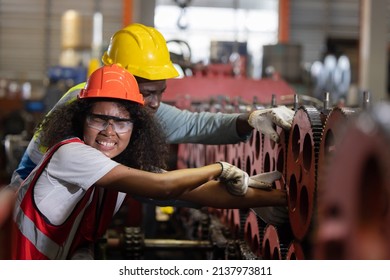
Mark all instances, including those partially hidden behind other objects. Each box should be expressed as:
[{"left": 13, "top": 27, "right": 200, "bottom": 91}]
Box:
[
  {"left": 261, "top": 223, "right": 293, "bottom": 260},
  {"left": 286, "top": 105, "right": 323, "bottom": 241},
  {"left": 315, "top": 102, "right": 390, "bottom": 259},
  {"left": 317, "top": 106, "right": 357, "bottom": 204},
  {"left": 242, "top": 210, "right": 267, "bottom": 258}
]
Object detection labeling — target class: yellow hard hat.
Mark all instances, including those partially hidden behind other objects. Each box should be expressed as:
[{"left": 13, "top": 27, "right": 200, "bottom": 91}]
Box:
[{"left": 102, "top": 23, "right": 179, "bottom": 80}]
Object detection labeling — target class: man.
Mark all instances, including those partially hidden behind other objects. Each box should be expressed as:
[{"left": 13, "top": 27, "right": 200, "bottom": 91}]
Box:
[{"left": 1, "top": 23, "right": 293, "bottom": 229}]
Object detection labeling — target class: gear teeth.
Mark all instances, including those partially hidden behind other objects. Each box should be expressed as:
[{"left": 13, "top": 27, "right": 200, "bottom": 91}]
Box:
[
  {"left": 288, "top": 105, "right": 324, "bottom": 241},
  {"left": 299, "top": 105, "right": 324, "bottom": 190},
  {"left": 238, "top": 209, "right": 249, "bottom": 240}
]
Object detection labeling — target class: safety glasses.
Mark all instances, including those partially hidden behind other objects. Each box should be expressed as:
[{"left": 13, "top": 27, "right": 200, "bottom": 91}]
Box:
[{"left": 86, "top": 113, "right": 134, "bottom": 134}]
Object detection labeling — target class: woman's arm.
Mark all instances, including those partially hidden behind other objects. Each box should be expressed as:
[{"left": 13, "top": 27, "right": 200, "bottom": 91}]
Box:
[
  {"left": 95, "top": 163, "right": 223, "bottom": 200},
  {"left": 0, "top": 186, "right": 17, "bottom": 228},
  {"left": 178, "top": 180, "right": 287, "bottom": 208}
]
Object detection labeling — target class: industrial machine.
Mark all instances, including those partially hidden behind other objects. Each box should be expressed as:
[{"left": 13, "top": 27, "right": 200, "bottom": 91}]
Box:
[
  {"left": 1, "top": 22, "right": 387, "bottom": 261},
  {"left": 94, "top": 73, "right": 389, "bottom": 260}
]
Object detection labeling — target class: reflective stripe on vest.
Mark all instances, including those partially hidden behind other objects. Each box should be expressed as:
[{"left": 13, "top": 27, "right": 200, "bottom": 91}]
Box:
[{"left": 13, "top": 196, "right": 92, "bottom": 259}]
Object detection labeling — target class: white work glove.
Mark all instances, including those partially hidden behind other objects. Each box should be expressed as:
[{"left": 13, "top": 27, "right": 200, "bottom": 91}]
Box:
[
  {"left": 217, "top": 163, "right": 283, "bottom": 196},
  {"left": 217, "top": 161, "right": 249, "bottom": 196},
  {"left": 248, "top": 170, "right": 282, "bottom": 190},
  {"left": 248, "top": 105, "right": 295, "bottom": 142}
]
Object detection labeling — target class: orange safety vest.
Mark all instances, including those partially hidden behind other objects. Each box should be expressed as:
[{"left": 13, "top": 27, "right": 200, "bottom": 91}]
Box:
[{"left": 12, "top": 137, "right": 119, "bottom": 259}]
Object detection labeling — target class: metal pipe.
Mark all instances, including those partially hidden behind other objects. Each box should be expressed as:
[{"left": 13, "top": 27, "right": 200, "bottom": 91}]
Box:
[
  {"left": 271, "top": 94, "right": 277, "bottom": 107},
  {"left": 323, "top": 91, "right": 330, "bottom": 111},
  {"left": 145, "top": 239, "right": 211, "bottom": 249},
  {"left": 293, "top": 94, "right": 299, "bottom": 110},
  {"left": 362, "top": 90, "right": 370, "bottom": 110},
  {"left": 107, "top": 237, "right": 212, "bottom": 250}
]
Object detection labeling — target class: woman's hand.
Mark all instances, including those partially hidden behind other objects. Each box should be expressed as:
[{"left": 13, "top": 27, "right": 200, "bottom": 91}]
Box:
[{"left": 217, "top": 161, "right": 249, "bottom": 196}]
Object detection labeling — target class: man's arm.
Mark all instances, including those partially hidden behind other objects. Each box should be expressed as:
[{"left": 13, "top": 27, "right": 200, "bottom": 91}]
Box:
[
  {"left": 178, "top": 180, "right": 287, "bottom": 209},
  {"left": 156, "top": 102, "right": 295, "bottom": 145},
  {"left": 156, "top": 102, "right": 250, "bottom": 145}
]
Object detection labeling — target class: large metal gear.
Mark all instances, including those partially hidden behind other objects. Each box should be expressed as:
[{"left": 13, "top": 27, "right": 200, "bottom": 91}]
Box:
[
  {"left": 262, "top": 224, "right": 291, "bottom": 260},
  {"left": 243, "top": 130, "right": 263, "bottom": 176},
  {"left": 225, "top": 209, "right": 241, "bottom": 239},
  {"left": 262, "top": 126, "right": 289, "bottom": 190},
  {"left": 314, "top": 102, "right": 390, "bottom": 259},
  {"left": 226, "top": 142, "right": 245, "bottom": 170},
  {"left": 317, "top": 106, "right": 357, "bottom": 202},
  {"left": 286, "top": 241, "right": 305, "bottom": 260},
  {"left": 286, "top": 105, "right": 323, "bottom": 241},
  {"left": 243, "top": 210, "right": 267, "bottom": 258},
  {"left": 96, "top": 78, "right": 390, "bottom": 261}
]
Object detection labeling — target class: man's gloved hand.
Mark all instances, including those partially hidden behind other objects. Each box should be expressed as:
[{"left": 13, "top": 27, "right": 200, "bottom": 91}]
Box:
[
  {"left": 217, "top": 161, "right": 249, "bottom": 196},
  {"left": 248, "top": 105, "right": 295, "bottom": 142},
  {"left": 248, "top": 170, "right": 282, "bottom": 190}
]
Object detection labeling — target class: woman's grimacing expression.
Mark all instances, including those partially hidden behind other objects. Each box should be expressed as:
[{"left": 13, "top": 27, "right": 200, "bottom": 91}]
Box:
[{"left": 83, "top": 101, "right": 132, "bottom": 158}]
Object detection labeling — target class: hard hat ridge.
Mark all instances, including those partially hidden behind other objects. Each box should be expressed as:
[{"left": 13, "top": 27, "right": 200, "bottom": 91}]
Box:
[
  {"left": 101, "top": 23, "right": 179, "bottom": 80},
  {"left": 78, "top": 64, "right": 144, "bottom": 105}
]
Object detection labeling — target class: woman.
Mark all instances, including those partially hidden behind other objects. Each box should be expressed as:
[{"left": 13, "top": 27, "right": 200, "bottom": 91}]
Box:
[{"left": 12, "top": 64, "right": 286, "bottom": 260}]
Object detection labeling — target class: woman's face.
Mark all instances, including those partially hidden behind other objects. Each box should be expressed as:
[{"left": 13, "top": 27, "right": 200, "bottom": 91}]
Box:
[{"left": 83, "top": 101, "right": 132, "bottom": 158}]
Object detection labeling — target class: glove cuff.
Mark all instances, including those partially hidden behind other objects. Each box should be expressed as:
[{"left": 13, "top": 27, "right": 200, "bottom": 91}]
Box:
[
  {"left": 248, "top": 110, "right": 257, "bottom": 128},
  {"left": 216, "top": 161, "right": 233, "bottom": 180},
  {"left": 248, "top": 109, "right": 271, "bottom": 128}
]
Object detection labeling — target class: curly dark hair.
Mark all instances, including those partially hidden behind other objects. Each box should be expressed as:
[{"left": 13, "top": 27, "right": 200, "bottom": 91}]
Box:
[{"left": 38, "top": 98, "right": 169, "bottom": 171}]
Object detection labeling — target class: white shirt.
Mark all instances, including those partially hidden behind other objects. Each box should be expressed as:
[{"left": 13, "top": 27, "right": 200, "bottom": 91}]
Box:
[{"left": 33, "top": 142, "right": 125, "bottom": 225}]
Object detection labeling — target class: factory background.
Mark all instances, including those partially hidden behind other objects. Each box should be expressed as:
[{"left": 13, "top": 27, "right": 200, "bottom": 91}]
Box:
[
  {"left": 1, "top": 0, "right": 390, "bottom": 260},
  {"left": 1, "top": 0, "right": 389, "bottom": 99}
]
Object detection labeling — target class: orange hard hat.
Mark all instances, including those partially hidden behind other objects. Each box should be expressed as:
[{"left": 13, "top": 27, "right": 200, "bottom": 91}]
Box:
[{"left": 79, "top": 64, "right": 144, "bottom": 105}]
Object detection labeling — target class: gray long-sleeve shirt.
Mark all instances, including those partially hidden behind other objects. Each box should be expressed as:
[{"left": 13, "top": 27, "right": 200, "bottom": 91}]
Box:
[{"left": 157, "top": 102, "right": 246, "bottom": 144}]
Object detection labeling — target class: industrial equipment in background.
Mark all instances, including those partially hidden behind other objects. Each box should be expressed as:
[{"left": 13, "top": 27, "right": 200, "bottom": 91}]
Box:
[
  {"left": 44, "top": 9, "right": 102, "bottom": 111},
  {"left": 209, "top": 40, "right": 248, "bottom": 78},
  {"left": 167, "top": 39, "right": 248, "bottom": 79},
  {"left": 1, "top": 0, "right": 389, "bottom": 263},
  {"left": 173, "top": 0, "right": 192, "bottom": 30},
  {"left": 1, "top": 9, "right": 102, "bottom": 185},
  {"left": 89, "top": 32, "right": 383, "bottom": 259},
  {"left": 262, "top": 43, "right": 303, "bottom": 83},
  {"left": 98, "top": 88, "right": 390, "bottom": 260},
  {"left": 0, "top": 79, "right": 43, "bottom": 182},
  {"left": 0, "top": 7, "right": 375, "bottom": 260},
  {"left": 310, "top": 54, "right": 351, "bottom": 103}
]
